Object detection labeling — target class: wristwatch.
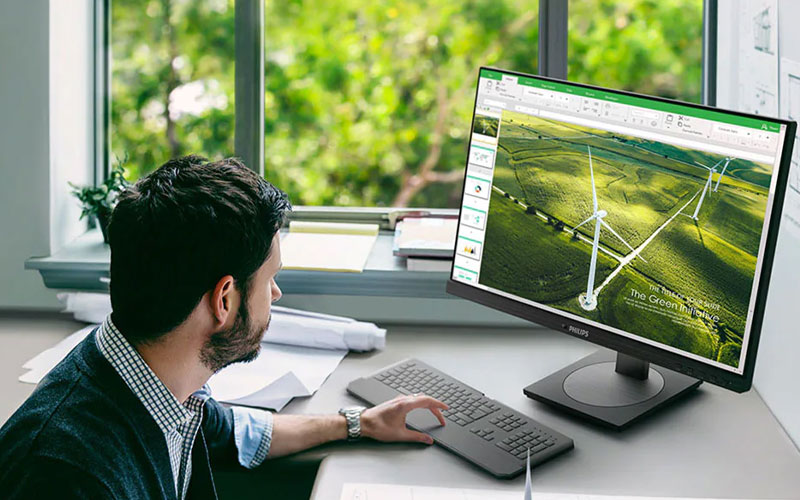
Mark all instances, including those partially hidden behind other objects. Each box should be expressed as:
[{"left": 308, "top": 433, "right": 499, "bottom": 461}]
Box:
[{"left": 338, "top": 406, "right": 366, "bottom": 441}]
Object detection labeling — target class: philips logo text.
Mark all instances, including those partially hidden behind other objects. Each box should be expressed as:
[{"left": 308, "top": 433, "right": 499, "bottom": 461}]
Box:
[{"left": 568, "top": 326, "right": 589, "bottom": 338}]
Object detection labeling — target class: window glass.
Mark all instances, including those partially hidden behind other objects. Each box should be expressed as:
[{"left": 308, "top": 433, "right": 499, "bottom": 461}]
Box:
[
  {"left": 111, "top": 0, "right": 235, "bottom": 180},
  {"left": 568, "top": 0, "right": 703, "bottom": 103},
  {"left": 265, "top": 0, "right": 539, "bottom": 207}
]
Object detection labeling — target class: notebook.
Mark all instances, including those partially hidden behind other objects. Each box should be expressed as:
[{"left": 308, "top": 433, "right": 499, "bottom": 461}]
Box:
[{"left": 280, "top": 221, "right": 379, "bottom": 272}]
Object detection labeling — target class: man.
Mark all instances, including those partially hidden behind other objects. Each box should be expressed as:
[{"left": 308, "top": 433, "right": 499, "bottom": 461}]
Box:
[{"left": 0, "top": 156, "right": 448, "bottom": 498}]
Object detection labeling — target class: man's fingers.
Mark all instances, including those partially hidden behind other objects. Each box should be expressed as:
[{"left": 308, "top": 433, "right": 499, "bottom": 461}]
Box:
[
  {"left": 429, "top": 407, "right": 446, "bottom": 426},
  {"left": 403, "top": 429, "right": 434, "bottom": 445}
]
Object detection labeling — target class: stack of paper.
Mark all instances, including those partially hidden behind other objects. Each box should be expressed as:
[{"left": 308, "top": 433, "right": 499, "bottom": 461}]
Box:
[{"left": 22, "top": 296, "right": 387, "bottom": 412}]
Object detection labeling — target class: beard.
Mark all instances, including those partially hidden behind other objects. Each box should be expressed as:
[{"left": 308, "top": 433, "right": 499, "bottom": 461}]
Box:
[{"left": 200, "top": 300, "right": 270, "bottom": 373}]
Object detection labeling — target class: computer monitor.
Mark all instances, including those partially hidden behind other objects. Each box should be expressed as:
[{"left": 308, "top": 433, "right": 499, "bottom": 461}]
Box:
[{"left": 447, "top": 67, "right": 796, "bottom": 430}]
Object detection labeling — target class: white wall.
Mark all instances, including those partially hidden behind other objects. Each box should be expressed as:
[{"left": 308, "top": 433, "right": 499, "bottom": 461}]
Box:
[
  {"left": 0, "top": 0, "right": 58, "bottom": 310},
  {"left": 718, "top": 0, "right": 800, "bottom": 449},
  {"left": 0, "top": 0, "right": 93, "bottom": 310},
  {"left": 49, "top": 0, "right": 94, "bottom": 255}
]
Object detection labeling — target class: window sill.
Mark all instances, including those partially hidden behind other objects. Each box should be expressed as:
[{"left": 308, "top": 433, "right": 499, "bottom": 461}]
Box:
[{"left": 25, "top": 228, "right": 454, "bottom": 298}]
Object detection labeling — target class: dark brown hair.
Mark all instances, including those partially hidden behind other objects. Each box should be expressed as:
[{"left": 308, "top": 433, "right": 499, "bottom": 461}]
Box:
[{"left": 108, "top": 155, "right": 291, "bottom": 344}]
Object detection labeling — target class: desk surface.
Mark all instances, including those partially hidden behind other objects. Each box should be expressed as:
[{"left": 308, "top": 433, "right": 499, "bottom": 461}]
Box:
[{"left": 2, "top": 315, "right": 799, "bottom": 499}]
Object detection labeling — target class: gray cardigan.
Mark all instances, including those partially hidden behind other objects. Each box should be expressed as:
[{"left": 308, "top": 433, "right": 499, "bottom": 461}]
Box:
[{"left": 0, "top": 328, "right": 239, "bottom": 499}]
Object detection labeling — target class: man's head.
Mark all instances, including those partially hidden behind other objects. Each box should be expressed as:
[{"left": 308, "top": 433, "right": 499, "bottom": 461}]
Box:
[{"left": 108, "top": 155, "right": 291, "bottom": 371}]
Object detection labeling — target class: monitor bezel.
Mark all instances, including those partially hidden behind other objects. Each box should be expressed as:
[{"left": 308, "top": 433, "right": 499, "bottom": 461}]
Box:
[{"left": 447, "top": 66, "right": 797, "bottom": 393}]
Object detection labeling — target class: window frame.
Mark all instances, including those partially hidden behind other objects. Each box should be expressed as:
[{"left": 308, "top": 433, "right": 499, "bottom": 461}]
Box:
[{"left": 94, "top": 0, "right": 110, "bottom": 187}]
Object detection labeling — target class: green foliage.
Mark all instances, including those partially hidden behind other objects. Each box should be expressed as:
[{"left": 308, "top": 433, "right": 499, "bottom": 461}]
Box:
[
  {"left": 264, "top": 0, "right": 539, "bottom": 207},
  {"left": 568, "top": 0, "right": 703, "bottom": 102},
  {"left": 111, "top": 0, "right": 704, "bottom": 207},
  {"left": 70, "top": 160, "right": 131, "bottom": 219},
  {"left": 110, "top": 0, "right": 235, "bottom": 180}
]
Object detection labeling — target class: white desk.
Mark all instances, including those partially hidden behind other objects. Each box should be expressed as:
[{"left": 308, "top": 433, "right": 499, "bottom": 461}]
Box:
[{"left": 2, "top": 314, "right": 799, "bottom": 499}]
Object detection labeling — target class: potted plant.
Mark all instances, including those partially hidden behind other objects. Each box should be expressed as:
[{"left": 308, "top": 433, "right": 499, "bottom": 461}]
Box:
[{"left": 70, "top": 161, "right": 131, "bottom": 243}]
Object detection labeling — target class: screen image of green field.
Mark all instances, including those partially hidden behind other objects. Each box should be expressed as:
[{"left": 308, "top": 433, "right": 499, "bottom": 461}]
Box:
[
  {"left": 479, "top": 111, "right": 773, "bottom": 368},
  {"left": 473, "top": 114, "right": 500, "bottom": 138}
]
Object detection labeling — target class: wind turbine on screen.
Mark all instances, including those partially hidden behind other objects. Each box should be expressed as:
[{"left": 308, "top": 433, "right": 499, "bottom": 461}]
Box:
[
  {"left": 691, "top": 158, "right": 728, "bottom": 220},
  {"left": 714, "top": 157, "right": 733, "bottom": 192},
  {"left": 574, "top": 146, "right": 645, "bottom": 311}
]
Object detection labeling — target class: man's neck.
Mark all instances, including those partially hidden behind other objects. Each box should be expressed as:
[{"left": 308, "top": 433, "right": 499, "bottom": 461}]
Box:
[{"left": 135, "top": 321, "right": 213, "bottom": 403}]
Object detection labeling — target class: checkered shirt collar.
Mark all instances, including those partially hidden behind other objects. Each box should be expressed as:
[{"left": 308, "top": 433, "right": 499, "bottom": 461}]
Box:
[{"left": 96, "top": 315, "right": 192, "bottom": 435}]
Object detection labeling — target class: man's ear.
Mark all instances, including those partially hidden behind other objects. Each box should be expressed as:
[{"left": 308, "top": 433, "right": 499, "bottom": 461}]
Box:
[{"left": 210, "top": 275, "right": 237, "bottom": 327}]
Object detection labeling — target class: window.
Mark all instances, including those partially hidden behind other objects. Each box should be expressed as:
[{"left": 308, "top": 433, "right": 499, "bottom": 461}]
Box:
[
  {"left": 110, "top": 0, "right": 235, "bottom": 179},
  {"left": 568, "top": 0, "right": 704, "bottom": 103},
  {"left": 107, "top": 0, "right": 708, "bottom": 204},
  {"left": 264, "top": 0, "right": 540, "bottom": 208}
]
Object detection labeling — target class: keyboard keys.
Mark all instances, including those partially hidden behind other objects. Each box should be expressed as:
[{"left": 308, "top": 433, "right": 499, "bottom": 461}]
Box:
[
  {"left": 376, "top": 365, "right": 501, "bottom": 427},
  {"left": 496, "top": 429, "right": 551, "bottom": 459}
]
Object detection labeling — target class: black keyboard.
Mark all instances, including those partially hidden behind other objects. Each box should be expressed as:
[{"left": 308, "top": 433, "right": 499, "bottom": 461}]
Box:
[{"left": 347, "top": 358, "right": 574, "bottom": 478}]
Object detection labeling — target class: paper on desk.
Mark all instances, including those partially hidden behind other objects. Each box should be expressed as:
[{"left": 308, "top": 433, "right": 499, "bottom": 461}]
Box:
[
  {"left": 206, "top": 342, "right": 346, "bottom": 405},
  {"left": 339, "top": 484, "right": 767, "bottom": 500}
]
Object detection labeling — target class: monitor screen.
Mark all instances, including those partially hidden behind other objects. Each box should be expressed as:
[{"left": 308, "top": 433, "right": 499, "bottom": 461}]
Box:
[{"left": 451, "top": 68, "right": 793, "bottom": 380}]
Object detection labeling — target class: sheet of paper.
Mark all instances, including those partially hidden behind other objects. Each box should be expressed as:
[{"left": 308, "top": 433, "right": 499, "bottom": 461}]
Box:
[
  {"left": 280, "top": 232, "right": 377, "bottom": 272},
  {"left": 212, "top": 345, "right": 346, "bottom": 411},
  {"left": 737, "top": 0, "right": 779, "bottom": 116},
  {"left": 339, "top": 483, "right": 767, "bottom": 500},
  {"left": 228, "top": 372, "right": 305, "bottom": 410},
  {"left": 207, "top": 342, "right": 346, "bottom": 401},
  {"left": 779, "top": 57, "right": 800, "bottom": 238}
]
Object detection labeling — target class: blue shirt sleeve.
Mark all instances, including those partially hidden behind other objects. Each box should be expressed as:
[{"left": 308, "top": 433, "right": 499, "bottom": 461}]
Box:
[
  {"left": 231, "top": 406, "right": 274, "bottom": 468},
  {"left": 193, "top": 385, "right": 274, "bottom": 469}
]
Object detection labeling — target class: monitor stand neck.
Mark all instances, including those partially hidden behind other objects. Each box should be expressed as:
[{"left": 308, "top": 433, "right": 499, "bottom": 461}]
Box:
[
  {"left": 615, "top": 352, "right": 649, "bottom": 380},
  {"left": 523, "top": 350, "right": 702, "bottom": 431}
]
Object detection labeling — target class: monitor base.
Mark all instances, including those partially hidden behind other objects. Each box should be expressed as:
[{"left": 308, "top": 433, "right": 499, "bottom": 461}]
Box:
[{"left": 523, "top": 350, "right": 702, "bottom": 431}]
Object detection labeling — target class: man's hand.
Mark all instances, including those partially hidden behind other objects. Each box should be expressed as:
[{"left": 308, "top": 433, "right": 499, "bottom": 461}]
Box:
[{"left": 360, "top": 394, "right": 449, "bottom": 445}]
